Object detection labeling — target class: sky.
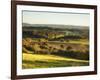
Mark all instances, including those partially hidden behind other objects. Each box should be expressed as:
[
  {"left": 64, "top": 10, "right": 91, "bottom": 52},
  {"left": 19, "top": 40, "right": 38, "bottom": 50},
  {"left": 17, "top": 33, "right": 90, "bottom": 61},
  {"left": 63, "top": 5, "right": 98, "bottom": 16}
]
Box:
[{"left": 22, "top": 10, "right": 90, "bottom": 26}]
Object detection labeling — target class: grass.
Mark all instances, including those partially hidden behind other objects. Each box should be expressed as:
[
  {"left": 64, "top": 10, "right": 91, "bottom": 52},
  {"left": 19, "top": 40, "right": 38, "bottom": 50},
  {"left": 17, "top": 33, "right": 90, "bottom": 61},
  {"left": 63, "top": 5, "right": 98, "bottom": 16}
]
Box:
[
  {"left": 22, "top": 53, "right": 89, "bottom": 69},
  {"left": 68, "top": 39, "right": 89, "bottom": 45}
]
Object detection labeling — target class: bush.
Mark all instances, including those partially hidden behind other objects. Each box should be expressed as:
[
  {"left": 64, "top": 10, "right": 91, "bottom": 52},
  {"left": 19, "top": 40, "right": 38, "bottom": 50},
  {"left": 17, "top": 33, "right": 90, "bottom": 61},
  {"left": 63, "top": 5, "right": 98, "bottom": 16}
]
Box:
[
  {"left": 23, "top": 45, "right": 34, "bottom": 52},
  {"left": 66, "top": 46, "right": 72, "bottom": 51}
]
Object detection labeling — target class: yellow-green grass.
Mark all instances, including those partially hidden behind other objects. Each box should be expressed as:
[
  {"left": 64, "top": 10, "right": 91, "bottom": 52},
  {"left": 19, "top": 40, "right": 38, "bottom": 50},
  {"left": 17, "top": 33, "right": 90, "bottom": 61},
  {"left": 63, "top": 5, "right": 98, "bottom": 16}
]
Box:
[
  {"left": 68, "top": 39, "right": 89, "bottom": 45},
  {"left": 22, "top": 53, "right": 89, "bottom": 69}
]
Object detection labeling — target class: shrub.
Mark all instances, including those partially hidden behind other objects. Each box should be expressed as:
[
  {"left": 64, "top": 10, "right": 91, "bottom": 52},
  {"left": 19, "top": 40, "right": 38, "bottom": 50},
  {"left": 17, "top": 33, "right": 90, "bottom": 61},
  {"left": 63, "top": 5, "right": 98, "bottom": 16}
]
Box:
[
  {"left": 66, "top": 46, "right": 72, "bottom": 51},
  {"left": 60, "top": 44, "right": 64, "bottom": 49}
]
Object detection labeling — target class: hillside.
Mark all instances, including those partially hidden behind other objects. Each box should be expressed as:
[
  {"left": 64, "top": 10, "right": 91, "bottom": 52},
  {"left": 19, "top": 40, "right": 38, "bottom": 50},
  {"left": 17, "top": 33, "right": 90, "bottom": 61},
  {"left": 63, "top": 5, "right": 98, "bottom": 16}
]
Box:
[
  {"left": 22, "top": 53, "right": 89, "bottom": 69},
  {"left": 22, "top": 23, "right": 89, "bottom": 30}
]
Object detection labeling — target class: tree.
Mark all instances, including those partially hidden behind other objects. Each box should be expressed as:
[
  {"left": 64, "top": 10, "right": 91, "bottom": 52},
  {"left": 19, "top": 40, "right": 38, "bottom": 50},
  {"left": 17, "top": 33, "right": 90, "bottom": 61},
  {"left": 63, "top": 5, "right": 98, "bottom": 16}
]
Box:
[{"left": 66, "top": 46, "right": 72, "bottom": 51}]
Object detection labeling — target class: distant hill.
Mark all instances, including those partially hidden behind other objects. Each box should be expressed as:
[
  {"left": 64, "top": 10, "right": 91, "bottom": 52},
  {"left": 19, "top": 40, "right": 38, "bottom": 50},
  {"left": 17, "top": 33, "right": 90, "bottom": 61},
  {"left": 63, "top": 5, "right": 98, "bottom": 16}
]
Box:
[{"left": 22, "top": 23, "right": 89, "bottom": 30}]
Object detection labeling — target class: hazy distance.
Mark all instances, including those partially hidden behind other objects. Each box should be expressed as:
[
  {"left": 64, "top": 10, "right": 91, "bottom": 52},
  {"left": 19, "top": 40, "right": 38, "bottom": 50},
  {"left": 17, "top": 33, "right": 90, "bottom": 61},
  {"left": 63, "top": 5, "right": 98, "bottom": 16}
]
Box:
[{"left": 23, "top": 11, "right": 90, "bottom": 27}]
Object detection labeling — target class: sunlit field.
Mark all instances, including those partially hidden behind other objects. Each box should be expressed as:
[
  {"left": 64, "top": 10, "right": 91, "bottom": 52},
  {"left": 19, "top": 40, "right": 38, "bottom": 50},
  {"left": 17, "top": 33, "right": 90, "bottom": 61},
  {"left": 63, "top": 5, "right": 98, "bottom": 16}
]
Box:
[
  {"left": 22, "top": 53, "right": 89, "bottom": 69},
  {"left": 68, "top": 39, "right": 89, "bottom": 45}
]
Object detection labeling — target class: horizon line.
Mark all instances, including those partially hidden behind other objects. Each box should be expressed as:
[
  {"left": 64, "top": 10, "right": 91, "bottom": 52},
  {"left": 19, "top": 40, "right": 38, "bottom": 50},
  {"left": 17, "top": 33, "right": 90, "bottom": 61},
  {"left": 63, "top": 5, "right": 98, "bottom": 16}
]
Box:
[{"left": 22, "top": 22, "right": 89, "bottom": 27}]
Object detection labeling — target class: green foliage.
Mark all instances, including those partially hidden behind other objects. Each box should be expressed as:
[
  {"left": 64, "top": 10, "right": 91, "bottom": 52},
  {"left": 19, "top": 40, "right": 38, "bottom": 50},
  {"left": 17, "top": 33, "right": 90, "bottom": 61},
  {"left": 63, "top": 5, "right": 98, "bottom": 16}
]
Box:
[
  {"left": 23, "top": 25, "right": 89, "bottom": 40},
  {"left": 51, "top": 50, "right": 89, "bottom": 60}
]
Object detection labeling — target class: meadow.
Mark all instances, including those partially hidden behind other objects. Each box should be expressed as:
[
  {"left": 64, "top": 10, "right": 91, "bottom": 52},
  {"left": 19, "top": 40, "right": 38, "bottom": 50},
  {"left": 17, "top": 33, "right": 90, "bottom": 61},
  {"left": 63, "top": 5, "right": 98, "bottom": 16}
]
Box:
[
  {"left": 22, "top": 24, "right": 89, "bottom": 69},
  {"left": 22, "top": 53, "right": 89, "bottom": 69}
]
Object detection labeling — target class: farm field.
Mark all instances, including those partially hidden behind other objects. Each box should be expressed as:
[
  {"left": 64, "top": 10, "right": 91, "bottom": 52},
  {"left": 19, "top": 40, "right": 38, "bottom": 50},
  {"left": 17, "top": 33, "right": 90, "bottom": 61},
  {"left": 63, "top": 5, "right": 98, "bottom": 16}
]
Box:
[{"left": 22, "top": 53, "right": 89, "bottom": 69}]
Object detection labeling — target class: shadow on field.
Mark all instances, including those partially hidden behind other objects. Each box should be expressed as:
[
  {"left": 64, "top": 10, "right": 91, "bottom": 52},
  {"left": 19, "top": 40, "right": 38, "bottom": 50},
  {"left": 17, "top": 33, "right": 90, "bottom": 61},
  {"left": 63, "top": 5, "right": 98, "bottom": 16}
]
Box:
[{"left": 51, "top": 50, "right": 89, "bottom": 60}]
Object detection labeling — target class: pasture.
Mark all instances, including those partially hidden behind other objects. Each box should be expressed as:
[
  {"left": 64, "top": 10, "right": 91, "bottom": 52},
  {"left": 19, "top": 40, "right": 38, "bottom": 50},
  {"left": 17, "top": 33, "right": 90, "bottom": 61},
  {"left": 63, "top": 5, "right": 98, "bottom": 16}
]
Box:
[
  {"left": 22, "top": 25, "right": 89, "bottom": 69},
  {"left": 22, "top": 53, "right": 89, "bottom": 69}
]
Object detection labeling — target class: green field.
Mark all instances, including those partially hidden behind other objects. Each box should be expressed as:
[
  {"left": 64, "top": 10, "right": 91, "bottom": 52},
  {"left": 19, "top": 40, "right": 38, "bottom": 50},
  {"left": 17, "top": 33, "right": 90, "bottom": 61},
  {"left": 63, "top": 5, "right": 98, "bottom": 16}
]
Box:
[
  {"left": 22, "top": 53, "right": 89, "bottom": 69},
  {"left": 22, "top": 24, "right": 89, "bottom": 69}
]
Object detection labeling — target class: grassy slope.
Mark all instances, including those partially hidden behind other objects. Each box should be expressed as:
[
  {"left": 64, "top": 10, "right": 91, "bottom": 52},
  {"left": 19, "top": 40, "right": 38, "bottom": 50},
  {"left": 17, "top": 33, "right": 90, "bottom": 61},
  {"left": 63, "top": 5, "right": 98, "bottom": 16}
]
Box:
[{"left": 22, "top": 53, "right": 89, "bottom": 69}]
